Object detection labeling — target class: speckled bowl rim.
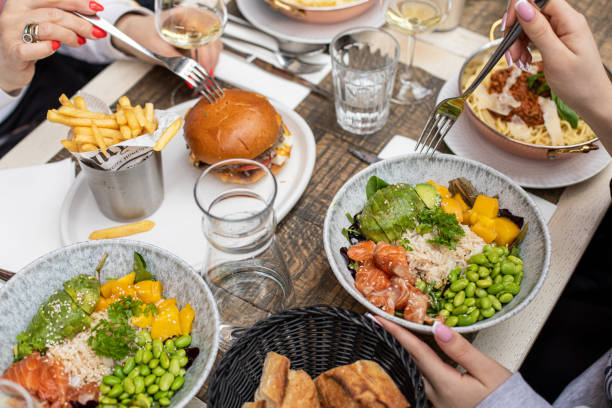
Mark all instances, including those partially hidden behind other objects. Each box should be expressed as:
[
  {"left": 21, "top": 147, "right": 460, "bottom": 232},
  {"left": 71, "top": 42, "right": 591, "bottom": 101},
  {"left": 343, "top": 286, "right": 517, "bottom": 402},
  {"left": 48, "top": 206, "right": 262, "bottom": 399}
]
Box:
[
  {"left": 323, "top": 153, "right": 552, "bottom": 334},
  {"left": 0, "top": 239, "right": 220, "bottom": 408}
]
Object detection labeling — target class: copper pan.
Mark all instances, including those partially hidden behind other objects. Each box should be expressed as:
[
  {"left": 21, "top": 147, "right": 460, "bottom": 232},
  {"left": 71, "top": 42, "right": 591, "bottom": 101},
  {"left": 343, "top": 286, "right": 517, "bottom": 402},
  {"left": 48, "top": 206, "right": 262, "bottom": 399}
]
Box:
[
  {"left": 263, "top": 0, "right": 377, "bottom": 24},
  {"left": 458, "top": 39, "right": 599, "bottom": 160}
]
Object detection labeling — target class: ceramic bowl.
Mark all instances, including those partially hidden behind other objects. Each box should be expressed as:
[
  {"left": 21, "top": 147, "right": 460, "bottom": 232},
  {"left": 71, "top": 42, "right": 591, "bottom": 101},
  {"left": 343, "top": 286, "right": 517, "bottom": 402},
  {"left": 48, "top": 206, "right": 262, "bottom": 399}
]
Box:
[
  {"left": 0, "top": 240, "right": 219, "bottom": 408},
  {"left": 323, "top": 154, "right": 551, "bottom": 334}
]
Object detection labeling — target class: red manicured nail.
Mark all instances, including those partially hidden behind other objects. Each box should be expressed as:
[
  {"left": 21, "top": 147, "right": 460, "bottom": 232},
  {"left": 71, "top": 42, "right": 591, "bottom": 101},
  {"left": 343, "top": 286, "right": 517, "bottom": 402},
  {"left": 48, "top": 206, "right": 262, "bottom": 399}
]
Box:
[
  {"left": 185, "top": 81, "right": 194, "bottom": 89},
  {"left": 77, "top": 35, "right": 86, "bottom": 45},
  {"left": 89, "top": 1, "right": 104, "bottom": 12},
  {"left": 209, "top": 69, "right": 215, "bottom": 78},
  {"left": 51, "top": 41, "right": 61, "bottom": 50},
  {"left": 92, "top": 26, "right": 107, "bottom": 38}
]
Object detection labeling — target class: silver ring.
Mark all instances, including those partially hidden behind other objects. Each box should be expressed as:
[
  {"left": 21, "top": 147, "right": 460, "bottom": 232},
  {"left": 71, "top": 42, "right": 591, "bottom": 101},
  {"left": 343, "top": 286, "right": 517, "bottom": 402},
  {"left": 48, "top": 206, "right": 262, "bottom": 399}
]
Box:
[{"left": 22, "top": 23, "right": 40, "bottom": 44}]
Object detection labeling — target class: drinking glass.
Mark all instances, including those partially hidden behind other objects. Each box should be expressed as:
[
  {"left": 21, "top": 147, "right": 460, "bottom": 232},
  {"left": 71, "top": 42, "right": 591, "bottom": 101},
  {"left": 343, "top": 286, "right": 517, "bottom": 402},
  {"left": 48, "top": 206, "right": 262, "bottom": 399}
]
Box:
[
  {"left": 0, "top": 380, "right": 38, "bottom": 408},
  {"left": 194, "top": 159, "right": 295, "bottom": 349},
  {"left": 386, "top": 0, "right": 451, "bottom": 104},
  {"left": 154, "top": 0, "right": 227, "bottom": 103},
  {"left": 330, "top": 27, "right": 400, "bottom": 135}
]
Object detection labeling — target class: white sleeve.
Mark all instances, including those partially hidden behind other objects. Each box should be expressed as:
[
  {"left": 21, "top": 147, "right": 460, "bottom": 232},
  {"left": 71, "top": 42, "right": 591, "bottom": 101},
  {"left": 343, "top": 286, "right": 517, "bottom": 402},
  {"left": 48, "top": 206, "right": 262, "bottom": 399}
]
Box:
[
  {"left": 0, "top": 87, "right": 27, "bottom": 124},
  {"left": 57, "top": 0, "right": 153, "bottom": 64}
]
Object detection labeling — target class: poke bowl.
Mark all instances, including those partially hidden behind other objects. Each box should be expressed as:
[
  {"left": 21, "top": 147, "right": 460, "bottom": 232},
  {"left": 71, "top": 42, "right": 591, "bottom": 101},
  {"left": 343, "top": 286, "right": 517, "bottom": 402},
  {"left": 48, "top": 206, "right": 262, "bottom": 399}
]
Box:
[
  {"left": 0, "top": 240, "right": 219, "bottom": 408},
  {"left": 323, "top": 154, "right": 551, "bottom": 334}
]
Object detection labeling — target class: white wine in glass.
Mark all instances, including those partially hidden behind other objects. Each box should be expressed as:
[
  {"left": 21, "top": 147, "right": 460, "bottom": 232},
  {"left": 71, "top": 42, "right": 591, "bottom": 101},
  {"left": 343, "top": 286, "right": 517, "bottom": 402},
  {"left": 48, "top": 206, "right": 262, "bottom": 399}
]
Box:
[{"left": 386, "top": 0, "right": 448, "bottom": 104}]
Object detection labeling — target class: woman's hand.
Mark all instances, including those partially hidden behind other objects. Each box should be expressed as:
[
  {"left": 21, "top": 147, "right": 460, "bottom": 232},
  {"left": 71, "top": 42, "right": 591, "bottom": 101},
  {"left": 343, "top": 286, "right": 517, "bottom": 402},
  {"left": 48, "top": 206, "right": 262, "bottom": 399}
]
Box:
[
  {"left": 113, "top": 13, "right": 222, "bottom": 74},
  {"left": 374, "top": 316, "right": 511, "bottom": 408},
  {"left": 0, "top": 0, "right": 104, "bottom": 93},
  {"left": 502, "top": 0, "right": 612, "bottom": 143}
]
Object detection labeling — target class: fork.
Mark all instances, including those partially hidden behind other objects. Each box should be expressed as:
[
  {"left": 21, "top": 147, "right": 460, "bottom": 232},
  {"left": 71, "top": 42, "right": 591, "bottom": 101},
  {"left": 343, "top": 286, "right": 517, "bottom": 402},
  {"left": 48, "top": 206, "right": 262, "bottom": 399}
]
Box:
[
  {"left": 73, "top": 12, "right": 224, "bottom": 104},
  {"left": 415, "top": 0, "right": 548, "bottom": 156}
]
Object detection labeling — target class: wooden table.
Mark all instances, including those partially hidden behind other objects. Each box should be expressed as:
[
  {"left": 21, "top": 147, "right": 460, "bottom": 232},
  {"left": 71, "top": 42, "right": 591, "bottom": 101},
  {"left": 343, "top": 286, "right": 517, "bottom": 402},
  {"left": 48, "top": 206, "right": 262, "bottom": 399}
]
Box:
[{"left": 1, "top": 0, "right": 611, "bottom": 396}]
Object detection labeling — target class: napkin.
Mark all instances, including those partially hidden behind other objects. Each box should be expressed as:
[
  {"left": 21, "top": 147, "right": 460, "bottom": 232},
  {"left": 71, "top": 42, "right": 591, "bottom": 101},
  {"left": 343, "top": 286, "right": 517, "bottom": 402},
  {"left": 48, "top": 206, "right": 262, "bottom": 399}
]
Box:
[
  {"left": 378, "top": 135, "right": 558, "bottom": 224},
  {"left": 0, "top": 159, "right": 75, "bottom": 272},
  {"left": 214, "top": 22, "right": 331, "bottom": 109}
]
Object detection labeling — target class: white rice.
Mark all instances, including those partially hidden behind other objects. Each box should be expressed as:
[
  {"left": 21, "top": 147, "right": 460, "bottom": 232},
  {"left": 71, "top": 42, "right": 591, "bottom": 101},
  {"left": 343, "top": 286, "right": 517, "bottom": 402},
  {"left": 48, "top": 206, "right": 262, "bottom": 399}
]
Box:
[
  {"left": 402, "top": 224, "right": 486, "bottom": 287},
  {"left": 46, "top": 312, "right": 113, "bottom": 388}
]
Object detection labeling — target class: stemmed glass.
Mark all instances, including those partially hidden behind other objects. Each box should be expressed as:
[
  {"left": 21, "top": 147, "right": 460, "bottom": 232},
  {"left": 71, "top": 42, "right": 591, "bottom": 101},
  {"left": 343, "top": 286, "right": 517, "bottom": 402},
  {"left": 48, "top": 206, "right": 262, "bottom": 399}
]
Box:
[
  {"left": 154, "top": 0, "right": 227, "bottom": 103},
  {"left": 194, "top": 159, "right": 295, "bottom": 350},
  {"left": 385, "top": 0, "right": 451, "bottom": 104}
]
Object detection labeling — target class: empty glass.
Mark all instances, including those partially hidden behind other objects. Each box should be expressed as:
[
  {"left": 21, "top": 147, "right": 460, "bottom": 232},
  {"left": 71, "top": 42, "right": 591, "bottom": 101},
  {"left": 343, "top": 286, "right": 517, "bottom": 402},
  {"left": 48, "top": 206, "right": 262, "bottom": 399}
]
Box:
[
  {"left": 330, "top": 27, "right": 400, "bottom": 135},
  {"left": 194, "top": 159, "right": 295, "bottom": 349},
  {"left": 0, "top": 380, "right": 37, "bottom": 408}
]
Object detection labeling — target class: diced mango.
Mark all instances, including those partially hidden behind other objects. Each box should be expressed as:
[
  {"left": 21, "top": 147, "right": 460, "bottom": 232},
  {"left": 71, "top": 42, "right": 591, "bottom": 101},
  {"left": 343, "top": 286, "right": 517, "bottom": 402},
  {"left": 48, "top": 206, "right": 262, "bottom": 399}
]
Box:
[
  {"left": 94, "top": 297, "right": 111, "bottom": 313},
  {"left": 134, "top": 280, "right": 163, "bottom": 304},
  {"left": 494, "top": 217, "right": 521, "bottom": 246},
  {"left": 132, "top": 312, "right": 154, "bottom": 329},
  {"left": 471, "top": 217, "right": 498, "bottom": 243},
  {"left": 100, "top": 272, "right": 136, "bottom": 298},
  {"left": 151, "top": 305, "right": 182, "bottom": 341},
  {"left": 427, "top": 180, "right": 451, "bottom": 199},
  {"left": 472, "top": 195, "right": 499, "bottom": 219},
  {"left": 441, "top": 197, "right": 463, "bottom": 223},
  {"left": 179, "top": 304, "right": 195, "bottom": 335},
  {"left": 453, "top": 194, "right": 470, "bottom": 212},
  {"left": 156, "top": 298, "right": 177, "bottom": 311},
  {"left": 111, "top": 284, "right": 136, "bottom": 299}
]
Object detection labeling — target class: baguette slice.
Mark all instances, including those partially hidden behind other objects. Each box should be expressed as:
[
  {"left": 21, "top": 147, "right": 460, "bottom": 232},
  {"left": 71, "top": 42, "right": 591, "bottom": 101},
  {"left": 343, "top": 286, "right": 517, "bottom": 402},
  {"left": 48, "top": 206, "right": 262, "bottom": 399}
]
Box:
[
  {"left": 254, "top": 352, "right": 291, "bottom": 408},
  {"left": 280, "top": 369, "right": 321, "bottom": 408},
  {"left": 314, "top": 360, "right": 410, "bottom": 408},
  {"left": 242, "top": 402, "right": 267, "bottom": 408}
]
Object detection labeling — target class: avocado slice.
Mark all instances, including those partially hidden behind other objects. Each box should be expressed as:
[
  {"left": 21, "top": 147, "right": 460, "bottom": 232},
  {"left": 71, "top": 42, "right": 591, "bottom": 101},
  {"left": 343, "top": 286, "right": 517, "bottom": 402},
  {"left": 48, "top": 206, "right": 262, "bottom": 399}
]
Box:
[
  {"left": 357, "top": 212, "right": 390, "bottom": 243},
  {"left": 415, "top": 183, "right": 441, "bottom": 209},
  {"left": 63, "top": 274, "right": 100, "bottom": 315}
]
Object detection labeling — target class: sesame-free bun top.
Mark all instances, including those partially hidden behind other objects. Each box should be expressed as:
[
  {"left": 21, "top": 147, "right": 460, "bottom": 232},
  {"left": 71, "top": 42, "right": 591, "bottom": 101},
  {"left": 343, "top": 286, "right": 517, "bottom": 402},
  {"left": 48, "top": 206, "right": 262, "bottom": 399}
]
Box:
[{"left": 184, "top": 89, "right": 281, "bottom": 165}]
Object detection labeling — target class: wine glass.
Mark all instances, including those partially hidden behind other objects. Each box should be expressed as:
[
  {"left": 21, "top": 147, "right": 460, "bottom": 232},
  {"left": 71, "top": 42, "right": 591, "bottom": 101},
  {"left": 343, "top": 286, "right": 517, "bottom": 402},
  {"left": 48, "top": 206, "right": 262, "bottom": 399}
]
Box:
[
  {"left": 154, "top": 0, "right": 227, "bottom": 103},
  {"left": 386, "top": 0, "right": 451, "bottom": 104}
]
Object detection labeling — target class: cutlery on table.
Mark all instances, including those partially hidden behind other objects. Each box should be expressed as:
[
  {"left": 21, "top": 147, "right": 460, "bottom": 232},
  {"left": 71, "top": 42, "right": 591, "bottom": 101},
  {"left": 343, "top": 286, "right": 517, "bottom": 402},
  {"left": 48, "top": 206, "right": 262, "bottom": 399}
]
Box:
[
  {"left": 416, "top": 0, "right": 548, "bottom": 157},
  {"left": 224, "top": 32, "right": 327, "bottom": 65},
  {"left": 222, "top": 42, "right": 332, "bottom": 100},
  {"left": 348, "top": 147, "right": 381, "bottom": 164},
  {"left": 73, "top": 12, "right": 224, "bottom": 104},
  {"left": 0, "top": 267, "right": 14, "bottom": 282}
]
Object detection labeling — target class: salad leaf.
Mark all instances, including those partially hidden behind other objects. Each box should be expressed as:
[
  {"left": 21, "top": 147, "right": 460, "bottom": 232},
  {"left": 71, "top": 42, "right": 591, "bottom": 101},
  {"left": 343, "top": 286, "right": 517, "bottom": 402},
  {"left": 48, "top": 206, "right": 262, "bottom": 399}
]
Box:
[
  {"left": 527, "top": 72, "right": 544, "bottom": 90},
  {"left": 551, "top": 91, "right": 579, "bottom": 129},
  {"left": 133, "top": 252, "right": 154, "bottom": 283},
  {"left": 417, "top": 207, "right": 465, "bottom": 249},
  {"left": 88, "top": 296, "right": 141, "bottom": 360},
  {"left": 365, "top": 176, "right": 389, "bottom": 200}
]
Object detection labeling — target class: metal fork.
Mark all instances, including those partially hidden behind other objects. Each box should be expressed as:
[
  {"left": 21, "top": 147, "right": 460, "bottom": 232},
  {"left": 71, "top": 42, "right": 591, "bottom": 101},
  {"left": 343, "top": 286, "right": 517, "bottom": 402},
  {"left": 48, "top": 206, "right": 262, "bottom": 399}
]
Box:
[
  {"left": 416, "top": 0, "right": 548, "bottom": 156},
  {"left": 73, "top": 12, "right": 224, "bottom": 104}
]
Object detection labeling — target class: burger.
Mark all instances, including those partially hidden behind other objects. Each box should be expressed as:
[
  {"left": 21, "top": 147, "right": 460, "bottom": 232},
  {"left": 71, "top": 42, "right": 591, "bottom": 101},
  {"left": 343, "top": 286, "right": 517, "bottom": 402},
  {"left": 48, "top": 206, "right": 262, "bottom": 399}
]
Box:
[{"left": 183, "top": 89, "right": 293, "bottom": 183}]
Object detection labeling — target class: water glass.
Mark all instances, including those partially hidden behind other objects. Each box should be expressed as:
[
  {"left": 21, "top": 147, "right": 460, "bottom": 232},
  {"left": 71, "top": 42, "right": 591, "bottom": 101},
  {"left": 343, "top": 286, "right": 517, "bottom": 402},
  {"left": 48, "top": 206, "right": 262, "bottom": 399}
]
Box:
[
  {"left": 194, "top": 159, "right": 295, "bottom": 348},
  {"left": 0, "top": 380, "right": 38, "bottom": 408},
  {"left": 330, "top": 27, "right": 400, "bottom": 135}
]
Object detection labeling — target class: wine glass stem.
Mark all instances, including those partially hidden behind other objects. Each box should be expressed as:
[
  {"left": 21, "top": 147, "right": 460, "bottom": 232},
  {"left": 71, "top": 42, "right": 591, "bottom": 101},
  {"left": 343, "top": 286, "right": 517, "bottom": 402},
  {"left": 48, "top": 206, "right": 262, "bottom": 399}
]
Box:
[{"left": 401, "top": 34, "right": 416, "bottom": 83}]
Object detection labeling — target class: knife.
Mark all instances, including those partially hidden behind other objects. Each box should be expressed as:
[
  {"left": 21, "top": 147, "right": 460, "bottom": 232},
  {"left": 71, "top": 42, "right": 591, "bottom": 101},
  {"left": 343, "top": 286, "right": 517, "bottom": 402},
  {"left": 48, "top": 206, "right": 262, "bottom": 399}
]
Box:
[
  {"left": 221, "top": 42, "right": 332, "bottom": 101},
  {"left": 348, "top": 147, "right": 381, "bottom": 164}
]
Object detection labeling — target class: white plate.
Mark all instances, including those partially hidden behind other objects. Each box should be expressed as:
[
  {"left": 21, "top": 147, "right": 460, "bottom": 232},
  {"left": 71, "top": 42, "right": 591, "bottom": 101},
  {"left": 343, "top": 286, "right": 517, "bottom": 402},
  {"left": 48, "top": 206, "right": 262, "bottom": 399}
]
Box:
[
  {"left": 59, "top": 99, "right": 316, "bottom": 266},
  {"left": 439, "top": 74, "right": 611, "bottom": 189},
  {"left": 236, "top": 0, "right": 387, "bottom": 44}
]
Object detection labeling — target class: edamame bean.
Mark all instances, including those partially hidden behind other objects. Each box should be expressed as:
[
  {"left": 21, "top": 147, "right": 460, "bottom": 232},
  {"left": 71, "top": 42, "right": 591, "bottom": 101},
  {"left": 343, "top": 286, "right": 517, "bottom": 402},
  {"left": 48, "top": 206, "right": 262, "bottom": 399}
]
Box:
[
  {"left": 122, "top": 377, "right": 135, "bottom": 395},
  {"left": 159, "top": 373, "right": 175, "bottom": 392},
  {"left": 452, "top": 305, "right": 468, "bottom": 315},
  {"left": 108, "top": 384, "right": 123, "bottom": 398},
  {"left": 175, "top": 335, "right": 191, "bottom": 349},
  {"left": 494, "top": 275, "right": 503, "bottom": 284},
  {"left": 444, "top": 302, "right": 454, "bottom": 312},
  {"left": 169, "top": 358, "right": 181, "bottom": 376},
  {"left": 502, "top": 275, "right": 515, "bottom": 283},
  {"left": 466, "top": 306, "right": 476, "bottom": 314},
  {"left": 457, "top": 314, "right": 475, "bottom": 326},
  {"left": 450, "top": 279, "right": 468, "bottom": 292},
  {"left": 152, "top": 339, "right": 163, "bottom": 359},
  {"left": 487, "top": 283, "right": 504, "bottom": 295},
  {"left": 144, "top": 374, "right": 156, "bottom": 386},
  {"left": 444, "top": 290, "right": 456, "bottom": 299},
  {"left": 491, "top": 264, "right": 501, "bottom": 278},
  {"left": 470, "top": 309, "right": 480, "bottom": 322},
  {"left": 503, "top": 282, "right": 520, "bottom": 295},
  {"left": 464, "top": 298, "right": 476, "bottom": 307},
  {"left": 440, "top": 309, "right": 450, "bottom": 318},
  {"left": 135, "top": 349, "right": 144, "bottom": 364},
  {"left": 478, "top": 266, "right": 490, "bottom": 278},
  {"left": 154, "top": 391, "right": 168, "bottom": 400},
  {"left": 501, "top": 262, "right": 516, "bottom": 275},
  {"left": 147, "top": 384, "right": 159, "bottom": 395},
  {"left": 123, "top": 357, "right": 136, "bottom": 375},
  {"left": 479, "top": 297, "right": 492, "bottom": 309},
  {"left": 100, "top": 384, "right": 111, "bottom": 394},
  {"left": 476, "top": 279, "right": 492, "bottom": 288},
  {"left": 445, "top": 316, "right": 458, "bottom": 327},
  {"left": 467, "top": 264, "right": 479, "bottom": 273},
  {"left": 448, "top": 269, "right": 458, "bottom": 283},
  {"left": 483, "top": 245, "right": 491, "bottom": 253},
  {"left": 164, "top": 339, "right": 176, "bottom": 354},
  {"left": 507, "top": 255, "right": 522, "bottom": 265},
  {"left": 128, "top": 367, "right": 140, "bottom": 379},
  {"left": 475, "top": 288, "right": 488, "bottom": 298},
  {"left": 178, "top": 356, "right": 188, "bottom": 367},
  {"left": 493, "top": 246, "right": 505, "bottom": 257},
  {"left": 175, "top": 349, "right": 186, "bottom": 358},
  {"left": 148, "top": 358, "right": 159, "bottom": 369},
  {"left": 118, "top": 392, "right": 129, "bottom": 400},
  {"left": 142, "top": 350, "right": 153, "bottom": 364},
  {"left": 136, "top": 331, "right": 147, "bottom": 346},
  {"left": 160, "top": 351, "right": 170, "bottom": 369},
  {"left": 466, "top": 271, "right": 479, "bottom": 282},
  {"left": 415, "top": 280, "right": 426, "bottom": 291},
  {"left": 481, "top": 307, "right": 495, "bottom": 318},
  {"left": 465, "top": 282, "right": 476, "bottom": 298},
  {"left": 488, "top": 295, "right": 502, "bottom": 311},
  {"left": 178, "top": 369, "right": 186, "bottom": 376},
  {"left": 139, "top": 365, "right": 151, "bottom": 377},
  {"left": 168, "top": 391, "right": 175, "bottom": 398},
  {"left": 499, "top": 293, "right": 514, "bottom": 304},
  {"left": 470, "top": 253, "right": 487, "bottom": 265},
  {"left": 159, "top": 397, "right": 171, "bottom": 406},
  {"left": 515, "top": 272, "right": 523, "bottom": 285},
  {"left": 99, "top": 396, "right": 117, "bottom": 405},
  {"left": 170, "top": 376, "right": 185, "bottom": 391},
  {"left": 153, "top": 366, "right": 165, "bottom": 377},
  {"left": 133, "top": 376, "right": 145, "bottom": 394},
  {"left": 453, "top": 290, "right": 465, "bottom": 307},
  {"left": 114, "top": 366, "right": 125, "bottom": 379},
  {"left": 103, "top": 375, "right": 121, "bottom": 386}
]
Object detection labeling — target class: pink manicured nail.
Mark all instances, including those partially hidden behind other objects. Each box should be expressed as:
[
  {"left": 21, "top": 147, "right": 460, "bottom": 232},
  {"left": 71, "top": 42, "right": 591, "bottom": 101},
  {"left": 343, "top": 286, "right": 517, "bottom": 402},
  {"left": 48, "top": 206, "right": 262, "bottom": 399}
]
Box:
[
  {"left": 517, "top": 59, "right": 525, "bottom": 70},
  {"left": 433, "top": 321, "right": 453, "bottom": 342},
  {"left": 505, "top": 51, "right": 513, "bottom": 67},
  {"left": 501, "top": 12, "right": 507, "bottom": 31},
  {"left": 515, "top": 0, "right": 535, "bottom": 22},
  {"left": 365, "top": 313, "right": 382, "bottom": 327}
]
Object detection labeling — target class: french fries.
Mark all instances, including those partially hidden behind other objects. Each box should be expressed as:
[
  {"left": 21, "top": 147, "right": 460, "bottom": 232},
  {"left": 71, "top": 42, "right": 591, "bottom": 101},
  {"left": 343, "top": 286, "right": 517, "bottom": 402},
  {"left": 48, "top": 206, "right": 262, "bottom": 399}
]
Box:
[
  {"left": 153, "top": 118, "right": 182, "bottom": 151},
  {"left": 48, "top": 94, "right": 169, "bottom": 153},
  {"left": 89, "top": 220, "right": 155, "bottom": 240}
]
